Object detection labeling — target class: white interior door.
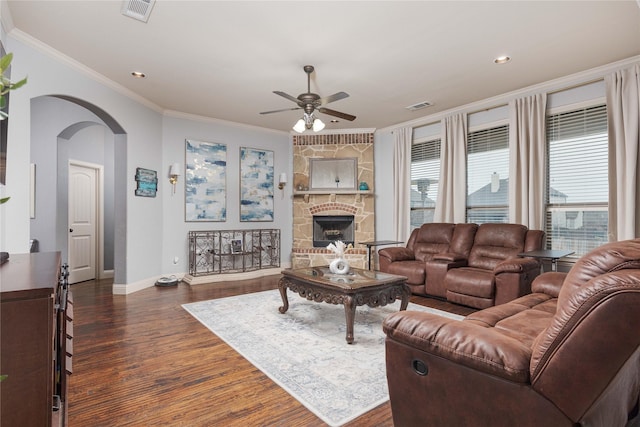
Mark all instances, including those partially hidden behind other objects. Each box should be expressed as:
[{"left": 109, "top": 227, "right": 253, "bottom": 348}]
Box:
[{"left": 68, "top": 164, "right": 97, "bottom": 284}]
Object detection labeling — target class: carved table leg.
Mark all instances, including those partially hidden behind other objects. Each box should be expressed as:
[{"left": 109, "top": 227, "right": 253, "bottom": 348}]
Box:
[
  {"left": 343, "top": 295, "right": 357, "bottom": 344},
  {"left": 278, "top": 278, "right": 289, "bottom": 314},
  {"left": 399, "top": 283, "right": 411, "bottom": 311}
]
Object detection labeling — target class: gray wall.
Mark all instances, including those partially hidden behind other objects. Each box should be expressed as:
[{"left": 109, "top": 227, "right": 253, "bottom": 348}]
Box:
[{"left": 161, "top": 115, "right": 292, "bottom": 274}]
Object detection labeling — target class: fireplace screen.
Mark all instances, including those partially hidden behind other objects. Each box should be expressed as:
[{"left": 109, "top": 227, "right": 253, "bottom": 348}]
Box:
[{"left": 313, "top": 215, "right": 355, "bottom": 247}]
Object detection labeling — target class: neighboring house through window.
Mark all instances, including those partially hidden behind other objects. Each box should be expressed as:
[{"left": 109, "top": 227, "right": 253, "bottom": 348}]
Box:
[
  {"left": 546, "top": 104, "right": 608, "bottom": 257},
  {"left": 410, "top": 138, "right": 440, "bottom": 230},
  {"left": 466, "top": 124, "right": 509, "bottom": 224}
]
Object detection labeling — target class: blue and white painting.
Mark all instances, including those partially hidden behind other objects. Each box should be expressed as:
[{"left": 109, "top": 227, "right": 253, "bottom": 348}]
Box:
[
  {"left": 240, "top": 147, "right": 274, "bottom": 222},
  {"left": 185, "top": 140, "right": 227, "bottom": 221}
]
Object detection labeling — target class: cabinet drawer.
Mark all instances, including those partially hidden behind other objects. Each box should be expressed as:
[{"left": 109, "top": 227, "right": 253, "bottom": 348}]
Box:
[
  {"left": 66, "top": 335, "right": 73, "bottom": 357},
  {"left": 66, "top": 319, "right": 73, "bottom": 339},
  {"left": 66, "top": 354, "right": 73, "bottom": 374}
]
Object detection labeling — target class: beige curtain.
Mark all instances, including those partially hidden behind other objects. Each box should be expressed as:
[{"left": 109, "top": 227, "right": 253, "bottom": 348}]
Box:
[
  {"left": 393, "top": 127, "right": 413, "bottom": 241},
  {"left": 606, "top": 64, "right": 640, "bottom": 240},
  {"left": 434, "top": 113, "right": 467, "bottom": 223},
  {"left": 508, "top": 93, "right": 547, "bottom": 229}
]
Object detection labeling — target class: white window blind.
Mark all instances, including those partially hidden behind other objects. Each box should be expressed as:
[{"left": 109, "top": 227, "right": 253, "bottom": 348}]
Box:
[
  {"left": 546, "top": 104, "right": 608, "bottom": 256},
  {"left": 410, "top": 139, "right": 440, "bottom": 229},
  {"left": 466, "top": 125, "right": 509, "bottom": 224}
]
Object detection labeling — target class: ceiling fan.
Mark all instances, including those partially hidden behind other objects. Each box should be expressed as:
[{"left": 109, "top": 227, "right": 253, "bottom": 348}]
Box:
[{"left": 260, "top": 65, "right": 356, "bottom": 132}]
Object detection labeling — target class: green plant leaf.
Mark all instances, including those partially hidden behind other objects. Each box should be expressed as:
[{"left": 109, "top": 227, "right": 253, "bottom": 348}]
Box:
[
  {"left": 10, "top": 77, "right": 27, "bottom": 90},
  {"left": 0, "top": 197, "right": 10, "bottom": 204},
  {"left": 0, "top": 374, "right": 7, "bottom": 382},
  {"left": 0, "top": 52, "right": 12, "bottom": 71},
  {"left": 0, "top": 52, "right": 27, "bottom": 121}
]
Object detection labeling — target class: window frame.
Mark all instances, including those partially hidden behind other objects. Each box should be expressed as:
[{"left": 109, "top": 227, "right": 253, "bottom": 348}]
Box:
[
  {"left": 465, "top": 121, "right": 510, "bottom": 224},
  {"left": 544, "top": 101, "right": 608, "bottom": 257},
  {"left": 409, "top": 135, "right": 441, "bottom": 230}
]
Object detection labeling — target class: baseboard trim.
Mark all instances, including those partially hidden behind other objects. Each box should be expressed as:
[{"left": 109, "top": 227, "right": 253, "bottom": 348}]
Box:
[
  {"left": 112, "top": 273, "right": 184, "bottom": 295},
  {"left": 100, "top": 269, "right": 114, "bottom": 279},
  {"left": 111, "top": 263, "right": 290, "bottom": 294},
  {"left": 184, "top": 267, "right": 283, "bottom": 285}
]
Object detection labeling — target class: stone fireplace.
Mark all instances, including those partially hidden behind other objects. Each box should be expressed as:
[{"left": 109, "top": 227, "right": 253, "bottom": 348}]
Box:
[{"left": 291, "top": 132, "right": 375, "bottom": 269}]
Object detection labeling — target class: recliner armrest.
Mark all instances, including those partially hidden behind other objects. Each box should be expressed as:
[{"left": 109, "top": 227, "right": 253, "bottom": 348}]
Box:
[
  {"left": 433, "top": 252, "right": 468, "bottom": 262},
  {"left": 495, "top": 257, "right": 540, "bottom": 274},
  {"left": 531, "top": 272, "right": 567, "bottom": 297},
  {"left": 378, "top": 247, "right": 415, "bottom": 262},
  {"left": 383, "top": 310, "right": 532, "bottom": 383}
]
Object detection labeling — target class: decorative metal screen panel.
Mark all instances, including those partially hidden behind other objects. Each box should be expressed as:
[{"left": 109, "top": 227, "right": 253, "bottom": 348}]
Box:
[{"left": 188, "top": 229, "right": 280, "bottom": 276}]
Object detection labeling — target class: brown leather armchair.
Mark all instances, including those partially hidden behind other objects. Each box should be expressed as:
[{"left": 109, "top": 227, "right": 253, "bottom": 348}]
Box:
[{"left": 383, "top": 239, "right": 640, "bottom": 426}]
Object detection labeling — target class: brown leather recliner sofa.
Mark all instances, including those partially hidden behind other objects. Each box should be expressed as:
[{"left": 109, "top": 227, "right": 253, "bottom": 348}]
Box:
[
  {"left": 383, "top": 238, "right": 640, "bottom": 426},
  {"left": 378, "top": 222, "right": 545, "bottom": 308}
]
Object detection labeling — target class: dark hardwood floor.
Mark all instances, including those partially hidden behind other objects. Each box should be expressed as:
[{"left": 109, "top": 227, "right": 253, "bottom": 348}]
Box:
[{"left": 68, "top": 274, "right": 476, "bottom": 426}]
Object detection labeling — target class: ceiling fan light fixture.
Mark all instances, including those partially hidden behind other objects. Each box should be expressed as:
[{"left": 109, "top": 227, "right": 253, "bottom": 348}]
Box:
[
  {"left": 312, "top": 118, "right": 325, "bottom": 132},
  {"left": 262, "top": 65, "right": 356, "bottom": 131},
  {"left": 293, "top": 118, "right": 306, "bottom": 133}
]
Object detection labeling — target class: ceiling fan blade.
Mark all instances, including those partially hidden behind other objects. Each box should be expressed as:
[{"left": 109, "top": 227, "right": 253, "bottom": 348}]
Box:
[
  {"left": 318, "top": 107, "right": 356, "bottom": 121},
  {"left": 316, "top": 91, "right": 349, "bottom": 106},
  {"left": 260, "top": 107, "right": 302, "bottom": 115},
  {"left": 273, "top": 91, "right": 301, "bottom": 104}
]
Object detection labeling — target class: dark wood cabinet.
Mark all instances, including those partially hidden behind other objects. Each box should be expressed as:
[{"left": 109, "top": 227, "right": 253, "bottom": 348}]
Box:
[{"left": 0, "top": 252, "right": 71, "bottom": 427}]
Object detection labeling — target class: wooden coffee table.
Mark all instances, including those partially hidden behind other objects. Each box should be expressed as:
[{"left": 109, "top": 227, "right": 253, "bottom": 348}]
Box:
[{"left": 278, "top": 266, "right": 410, "bottom": 344}]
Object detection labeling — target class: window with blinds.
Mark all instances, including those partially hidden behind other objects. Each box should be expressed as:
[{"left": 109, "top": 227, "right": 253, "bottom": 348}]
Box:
[
  {"left": 546, "top": 104, "right": 608, "bottom": 257},
  {"left": 410, "top": 139, "right": 440, "bottom": 229},
  {"left": 466, "top": 125, "right": 509, "bottom": 224}
]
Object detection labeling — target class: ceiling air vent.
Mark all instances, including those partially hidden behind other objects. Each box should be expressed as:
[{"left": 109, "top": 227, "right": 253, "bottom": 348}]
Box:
[
  {"left": 121, "top": 0, "right": 156, "bottom": 23},
  {"left": 405, "top": 101, "right": 433, "bottom": 111}
]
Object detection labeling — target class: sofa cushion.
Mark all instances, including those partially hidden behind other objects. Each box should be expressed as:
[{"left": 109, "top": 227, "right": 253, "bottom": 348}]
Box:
[
  {"left": 446, "top": 267, "right": 495, "bottom": 298},
  {"left": 468, "top": 223, "right": 528, "bottom": 270},
  {"left": 465, "top": 296, "right": 557, "bottom": 348},
  {"left": 385, "top": 260, "right": 426, "bottom": 285},
  {"left": 413, "top": 223, "right": 456, "bottom": 262}
]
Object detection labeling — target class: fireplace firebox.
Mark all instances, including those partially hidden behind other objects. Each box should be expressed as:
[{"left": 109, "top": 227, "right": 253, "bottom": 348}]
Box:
[{"left": 313, "top": 215, "right": 355, "bottom": 247}]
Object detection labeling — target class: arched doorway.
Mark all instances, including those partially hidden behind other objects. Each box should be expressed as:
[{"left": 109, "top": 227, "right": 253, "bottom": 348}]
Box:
[{"left": 30, "top": 95, "right": 127, "bottom": 284}]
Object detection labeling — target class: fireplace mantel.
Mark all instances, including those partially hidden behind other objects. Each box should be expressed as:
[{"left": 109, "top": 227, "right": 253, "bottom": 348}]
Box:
[{"left": 293, "top": 190, "right": 373, "bottom": 203}]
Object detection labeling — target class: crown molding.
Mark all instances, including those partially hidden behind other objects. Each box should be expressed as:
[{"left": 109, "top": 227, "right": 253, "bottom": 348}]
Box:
[
  {"left": 164, "top": 109, "right": 289, "bottom": 136},
  {"left": 9, "top": 28, "right": 164, "bottom": 114},
  {"left": 379, "top": 55, "right": 640, "bottom": 134}
]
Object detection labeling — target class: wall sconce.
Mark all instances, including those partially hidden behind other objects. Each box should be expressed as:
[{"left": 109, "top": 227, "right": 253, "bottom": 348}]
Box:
[
  {"left": 278, "top": 172, "right": 287, "bottom": 190},
  {"left": 169, "top": 162, "right": 181, "bottom": 194}
]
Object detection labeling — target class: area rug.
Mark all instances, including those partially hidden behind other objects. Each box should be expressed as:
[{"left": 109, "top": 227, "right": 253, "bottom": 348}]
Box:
[{"left": 182, "top": 289, "right": 463, "bottom": 426}]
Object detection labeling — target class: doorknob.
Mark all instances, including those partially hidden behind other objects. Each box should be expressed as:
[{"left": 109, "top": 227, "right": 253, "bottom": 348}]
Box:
[{"left": 69, "top": 228, "right": 74, "bottom": 233}]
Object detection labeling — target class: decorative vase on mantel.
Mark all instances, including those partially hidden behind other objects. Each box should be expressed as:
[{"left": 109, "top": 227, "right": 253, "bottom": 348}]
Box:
[{"left": 326, "top": 240, "right": 350, "bottom": 275}]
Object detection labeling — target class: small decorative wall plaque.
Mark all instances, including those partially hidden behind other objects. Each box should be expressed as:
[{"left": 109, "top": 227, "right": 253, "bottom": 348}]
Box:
[{"left": 135, "top": 167, "right": 158, "bottom": 197}]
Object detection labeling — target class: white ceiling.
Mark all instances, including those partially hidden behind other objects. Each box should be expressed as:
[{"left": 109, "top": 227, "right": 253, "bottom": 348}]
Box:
[{"left": 5, "top": 1, "right": 640, "bottom": 133}]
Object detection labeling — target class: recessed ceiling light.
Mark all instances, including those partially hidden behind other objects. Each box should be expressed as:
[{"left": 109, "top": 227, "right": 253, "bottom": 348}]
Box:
[
  {"left": 494, "top": 55, "right": 511, "bottom": 64},
  {"left": 131, "top": 71, "right": 146, "bottom": 78}
]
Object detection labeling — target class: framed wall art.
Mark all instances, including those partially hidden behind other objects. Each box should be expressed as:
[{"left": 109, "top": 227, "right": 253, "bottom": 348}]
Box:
[
  {"left": 185, "top": 139, "right": 227, "bottom": 221},
  {"left": 134, "top": 167, "right": 158, "bottom": 197},
  {"left": 309, "top": 157, "right": 357, "bottom": 190},
  {"left": 240, "top": 147, "right": 274, "bottom": 222}
]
